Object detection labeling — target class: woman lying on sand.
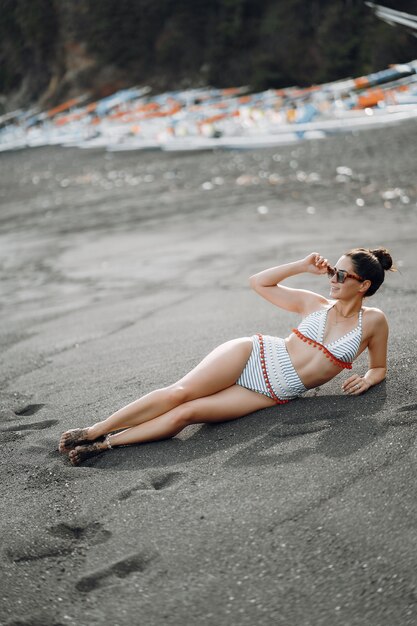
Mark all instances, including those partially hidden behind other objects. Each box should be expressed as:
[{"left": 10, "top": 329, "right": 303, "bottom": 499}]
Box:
[{"left": 59, "top": 247, "right": 393, "bottom": 466}]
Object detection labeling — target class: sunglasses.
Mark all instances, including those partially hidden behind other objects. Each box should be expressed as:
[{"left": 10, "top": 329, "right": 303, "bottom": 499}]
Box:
[{"left": 327, "top": 265, "right": 364, "bottom": 284}]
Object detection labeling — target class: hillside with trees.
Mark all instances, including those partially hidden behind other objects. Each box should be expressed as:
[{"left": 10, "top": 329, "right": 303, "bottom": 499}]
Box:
[{"left": 0, "top": 0, "right": 416, "bottom": 111}]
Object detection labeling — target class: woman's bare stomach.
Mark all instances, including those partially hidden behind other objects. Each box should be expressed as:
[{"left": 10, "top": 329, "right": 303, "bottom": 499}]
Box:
[{"left": 285, "top": 334, "right": 345, "bottom": 389}]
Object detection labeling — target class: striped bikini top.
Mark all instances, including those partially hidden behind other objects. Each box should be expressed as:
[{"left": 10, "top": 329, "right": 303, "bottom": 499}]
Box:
[{"left": 292, "top": 305, "right": 363, "bottom": 369}]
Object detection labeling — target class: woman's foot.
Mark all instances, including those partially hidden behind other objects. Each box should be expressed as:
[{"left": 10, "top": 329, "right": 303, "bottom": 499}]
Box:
[
  {"left": 59, "top": 428, "right": 95, "bottom": 453},
  {"left": 68, "top": 440, "right": 110, "bottom": 466}
]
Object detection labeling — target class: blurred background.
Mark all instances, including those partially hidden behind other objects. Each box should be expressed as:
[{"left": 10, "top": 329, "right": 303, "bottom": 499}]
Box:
[{"left": 1, "top": 0, "right": 417, "bottom": 111}]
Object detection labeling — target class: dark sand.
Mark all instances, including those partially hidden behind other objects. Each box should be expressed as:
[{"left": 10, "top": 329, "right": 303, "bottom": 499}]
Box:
[{"left": 1, "top": 122, "right": 417, "bottom": 626}]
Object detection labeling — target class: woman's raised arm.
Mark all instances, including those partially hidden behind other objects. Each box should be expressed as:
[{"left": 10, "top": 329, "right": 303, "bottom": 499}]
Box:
[{"left": 249, "top": 252, "right": 330, "bottom": 315}]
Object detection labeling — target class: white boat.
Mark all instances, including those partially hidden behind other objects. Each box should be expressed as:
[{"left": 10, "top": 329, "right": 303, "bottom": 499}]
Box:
[{"left": 107, "top": 138, "right": 160, "bottom": 151}]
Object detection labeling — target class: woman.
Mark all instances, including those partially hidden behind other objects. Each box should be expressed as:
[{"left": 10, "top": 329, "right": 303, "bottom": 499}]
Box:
[{"left": 59, "top": 247, "right": 393, "bottom": 466}]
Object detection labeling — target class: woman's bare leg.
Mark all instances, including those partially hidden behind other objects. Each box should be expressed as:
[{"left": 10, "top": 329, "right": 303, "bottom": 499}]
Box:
[
  {"left": 60, "top": 337, "right": 254, "bottom": 452},
  {"left": 69, "top": 385, "right": 277, "bottom": 465}
]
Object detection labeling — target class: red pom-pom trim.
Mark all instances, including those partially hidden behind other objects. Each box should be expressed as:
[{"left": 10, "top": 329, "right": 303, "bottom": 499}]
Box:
[
  {"left": 256, "top": 334, "right": 290, "bottom": 404},
  {"left": 291, "top": 329, "right": 352, "bottom": 370}
]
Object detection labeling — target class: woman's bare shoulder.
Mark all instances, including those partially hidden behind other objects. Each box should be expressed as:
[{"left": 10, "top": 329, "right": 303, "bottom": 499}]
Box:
[
  {"left": 362, "top": 305, "right": 388, "bottom": 318},
  {"left": 362, "top": 306, "right": 389, "bottom": 330}
]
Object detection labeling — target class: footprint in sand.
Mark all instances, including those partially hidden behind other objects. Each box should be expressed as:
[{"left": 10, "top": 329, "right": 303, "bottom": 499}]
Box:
[
  {"left": 384, "top": 403, "right": 417, "bottom": 428},
  {"left": 0, "top": 404, "right": 55, "bottom": 437},
  {"left": 117, "top": 471, "right": 184, "bottom": 501},
  {"left": 151, "top": 472, "right": 184, "bottom": 490},
  {"left": 48, "top": 521, "right": 112, "bottom": 546},
  {"left": 7, "top": 522, "right": 111, "bottom": 564},
  {"left": 75, "top": 552, "right": 156, "bottom": 593},
  {"left": 14, "top": 403, "right": 45, "bottom": 416},
  {"left": 0, "top": 419, "right": 58, "bottom": 433},
  {"left": 396, "top": 403, "right": 417, "bottom": 413}
]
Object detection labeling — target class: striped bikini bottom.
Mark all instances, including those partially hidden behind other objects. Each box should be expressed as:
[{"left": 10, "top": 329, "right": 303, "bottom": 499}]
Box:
[{"left": 236, "top": 334, "right": 307, "bottom": 404}]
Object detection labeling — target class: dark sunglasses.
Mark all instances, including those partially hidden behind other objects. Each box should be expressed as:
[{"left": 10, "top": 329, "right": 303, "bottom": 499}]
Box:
[{"left": 327, "top": 265, "right": 364, "bottom": 284}]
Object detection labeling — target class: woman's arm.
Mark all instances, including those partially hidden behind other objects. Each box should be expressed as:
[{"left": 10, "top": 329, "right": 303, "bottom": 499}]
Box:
[
  {"left": 249, "top": 252, "right": 330, "bottom": 315},
  {"left": 342, "top": 310, "right": 389, "bottom": 395}
]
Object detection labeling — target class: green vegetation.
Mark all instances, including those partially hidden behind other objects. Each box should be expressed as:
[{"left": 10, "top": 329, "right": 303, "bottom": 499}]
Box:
[{"left": 0, "top": 0, "right": 416, "bottom": 107}]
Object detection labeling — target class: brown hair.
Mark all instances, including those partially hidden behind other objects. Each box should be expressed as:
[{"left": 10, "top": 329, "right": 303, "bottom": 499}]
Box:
[{"left": 345, "top": 247, "right": 394, "bottom": 297}]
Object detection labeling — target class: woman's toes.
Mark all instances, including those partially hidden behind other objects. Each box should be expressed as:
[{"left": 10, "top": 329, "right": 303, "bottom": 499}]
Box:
[
  {"left": 59, "top": 433, "right": 70, "bottom": 452},
  {"left": 59, "top": 435, "right": 69, "bottom": 453},
  {"left": 67, "top": 442, "right": 106, "bottom": 466},
  {"left": 58, "top": 428, "right": 90, "bottom": 453},
  {"left": 68, "top": 449, "right": 79, "bottom": 466}
]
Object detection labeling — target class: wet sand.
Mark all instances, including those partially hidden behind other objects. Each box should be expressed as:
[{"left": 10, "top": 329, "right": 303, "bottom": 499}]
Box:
[{"left": 1, "top": 122, "right": 417, "bottom": 626}]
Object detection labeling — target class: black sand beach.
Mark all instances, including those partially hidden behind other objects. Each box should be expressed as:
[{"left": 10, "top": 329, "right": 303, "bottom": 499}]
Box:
[{"left": 1, "top": 122, "right": 417, "bottom": 626}]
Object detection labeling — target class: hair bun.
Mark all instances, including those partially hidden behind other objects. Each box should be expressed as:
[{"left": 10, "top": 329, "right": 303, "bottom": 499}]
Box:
[{"left": 370, "top": 247, "right": 393, "bottom": 271}]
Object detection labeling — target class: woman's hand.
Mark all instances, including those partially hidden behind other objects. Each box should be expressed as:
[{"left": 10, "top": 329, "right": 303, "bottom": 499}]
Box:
[
  {"left": 248, "top": 253, "right": 330, "bottom": 314},
  {"left": 302, "top": 252, "right": 329, "bottom": 276},
  {"left": 342, "top": 375, "right": 371, "bottom": 396}
]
